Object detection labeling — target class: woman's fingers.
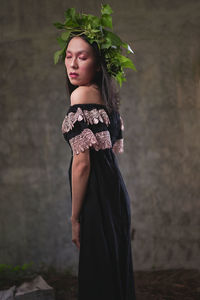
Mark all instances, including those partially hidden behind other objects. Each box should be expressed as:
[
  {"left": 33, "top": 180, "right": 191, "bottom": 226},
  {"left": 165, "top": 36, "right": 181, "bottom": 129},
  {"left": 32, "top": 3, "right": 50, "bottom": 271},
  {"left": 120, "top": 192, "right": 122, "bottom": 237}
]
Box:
[
  {"left": 72, "top": 221, "right": 80, "bottom": 249},
  {"left": 72, "top": 237, "right": 80, "bottom": 249},
  {"left": 76, "top": 239, "right": 80, "bottom": 249},
  {"left": 73, "top": 237, "right": 80, "bottom": 249}
]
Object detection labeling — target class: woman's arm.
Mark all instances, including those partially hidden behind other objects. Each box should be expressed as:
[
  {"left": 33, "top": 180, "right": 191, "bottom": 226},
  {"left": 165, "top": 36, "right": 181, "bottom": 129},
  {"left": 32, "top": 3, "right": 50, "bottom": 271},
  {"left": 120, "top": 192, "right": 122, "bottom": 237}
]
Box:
[
  {"left": 70, "top": 149, "right": 90, "bottom": 222},
  {"left": 69, "top": 85, "right": 99, "bottom": 222}
]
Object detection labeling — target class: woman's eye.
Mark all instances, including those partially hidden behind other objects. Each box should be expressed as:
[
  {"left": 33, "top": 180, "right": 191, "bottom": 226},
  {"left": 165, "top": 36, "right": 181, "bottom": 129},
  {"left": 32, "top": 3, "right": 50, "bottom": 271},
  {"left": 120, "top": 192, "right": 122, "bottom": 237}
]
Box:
[{"left": 65, "top": 56, "right": 87, "bottom": 60}]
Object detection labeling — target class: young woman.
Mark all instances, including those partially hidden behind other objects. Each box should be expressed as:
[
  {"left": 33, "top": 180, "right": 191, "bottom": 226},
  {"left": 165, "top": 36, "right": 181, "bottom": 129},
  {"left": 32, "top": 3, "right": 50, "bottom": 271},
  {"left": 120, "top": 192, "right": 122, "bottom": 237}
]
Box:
[{"left": 61, "top": 34, "right": 137, "bottom": 299}]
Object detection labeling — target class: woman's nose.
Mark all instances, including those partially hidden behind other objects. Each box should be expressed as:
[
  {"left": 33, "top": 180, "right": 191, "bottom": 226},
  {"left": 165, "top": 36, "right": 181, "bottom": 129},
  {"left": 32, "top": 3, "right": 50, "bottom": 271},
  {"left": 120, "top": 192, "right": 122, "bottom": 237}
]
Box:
[{"left": 71, "top": 58, "right": 78, "bottom": 68}]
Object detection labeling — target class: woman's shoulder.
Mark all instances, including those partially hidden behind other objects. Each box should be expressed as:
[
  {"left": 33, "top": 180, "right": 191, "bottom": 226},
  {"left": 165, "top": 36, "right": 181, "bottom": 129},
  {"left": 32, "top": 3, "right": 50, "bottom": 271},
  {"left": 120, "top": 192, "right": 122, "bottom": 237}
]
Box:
[{"left": 70, "top": 84, "right": 104, "bottom": 106}]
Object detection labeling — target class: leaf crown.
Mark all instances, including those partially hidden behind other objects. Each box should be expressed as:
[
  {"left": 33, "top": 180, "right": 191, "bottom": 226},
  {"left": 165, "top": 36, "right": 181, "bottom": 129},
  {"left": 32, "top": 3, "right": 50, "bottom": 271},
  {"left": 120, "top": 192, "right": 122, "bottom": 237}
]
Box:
[{"left": 53, "top": 3, "right": 137, "bottom": 87}]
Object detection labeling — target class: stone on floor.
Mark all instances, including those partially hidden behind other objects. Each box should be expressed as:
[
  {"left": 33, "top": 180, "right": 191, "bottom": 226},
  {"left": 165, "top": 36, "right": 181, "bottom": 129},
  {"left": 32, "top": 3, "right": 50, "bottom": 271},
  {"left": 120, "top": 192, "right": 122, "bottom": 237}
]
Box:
[{"left": 0, "top": 275, "right": 55, "bottom": 300}]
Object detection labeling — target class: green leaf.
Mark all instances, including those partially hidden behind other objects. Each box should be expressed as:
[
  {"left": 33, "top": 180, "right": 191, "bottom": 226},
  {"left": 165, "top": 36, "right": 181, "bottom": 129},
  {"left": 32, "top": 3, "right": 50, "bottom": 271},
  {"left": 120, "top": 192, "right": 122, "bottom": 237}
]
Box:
[
  {"left": 121, "top": 42, "right": 128, "bottom": 50},
  {"left": 54, "top": 49, "right": 64, "bottom": 64},
  {"left": 116, "top": 54, "right": 137, "bottom": 71},
  {"left": 116, "top": 74, "right": 122, "bottom": 87},
  {"left": 101, "top": 4, "right": 113, "bottom": 15},
  {"left": 100, "top": 15, "right": 113, "bottom": 29},
  {"left": 61, "top": 47, "right": 67, "bottom": 60},
  {"left": 92, "top": 16, "right": 101, "bottom": 27},
  {"left": 91, "top": 29, "right": 101, "bottom": 33},
  {"left": 105, "top": 30, "right": 122, "bottom": 47},
  {"left": 64, "top": 7, "right": 76, "bottom": 20},
  {"left": 116, "top": 72, "right": 126, "bottom": 87},
  {"left": 61, "top": 30, "right": 71, "bottom": 41},
  {"left": 87, "top": 14, "right": 99, "bottom": 24},
  {"left": 120, "top": 56, "right": 137, "bottom": 71},
  {"left": 57, "top": 36, "right": 67, "bottom": 48},
  {"left": 53, "top": 22, "right": 65, "bottom": 29},
  {"left": 101, "top": 37, "right": 112, "bottom": 49},
  {"left": 65, "top": 19, "right": 79, "bottom": 27}
]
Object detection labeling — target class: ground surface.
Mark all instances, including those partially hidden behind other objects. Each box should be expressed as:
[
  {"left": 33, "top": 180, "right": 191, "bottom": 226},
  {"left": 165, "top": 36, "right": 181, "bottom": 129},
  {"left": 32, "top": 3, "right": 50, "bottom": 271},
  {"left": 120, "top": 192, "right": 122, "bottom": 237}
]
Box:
[{"left": 1, "top": 268, "right": 200, "bottom": 300}]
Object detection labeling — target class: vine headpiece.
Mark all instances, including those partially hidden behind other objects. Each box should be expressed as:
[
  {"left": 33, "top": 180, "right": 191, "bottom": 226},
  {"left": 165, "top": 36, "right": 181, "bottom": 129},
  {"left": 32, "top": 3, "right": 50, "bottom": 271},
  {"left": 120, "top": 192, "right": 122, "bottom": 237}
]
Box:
[{"left": 53, "top": 3, "right": 137, "bottom": 87}]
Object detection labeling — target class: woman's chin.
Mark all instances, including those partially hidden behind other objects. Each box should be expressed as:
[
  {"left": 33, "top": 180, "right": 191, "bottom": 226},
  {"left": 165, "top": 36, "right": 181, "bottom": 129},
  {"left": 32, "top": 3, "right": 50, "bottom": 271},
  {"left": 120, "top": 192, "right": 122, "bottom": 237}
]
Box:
[{"left": 69, "top": 78, "right": 80, "bottom": 84}]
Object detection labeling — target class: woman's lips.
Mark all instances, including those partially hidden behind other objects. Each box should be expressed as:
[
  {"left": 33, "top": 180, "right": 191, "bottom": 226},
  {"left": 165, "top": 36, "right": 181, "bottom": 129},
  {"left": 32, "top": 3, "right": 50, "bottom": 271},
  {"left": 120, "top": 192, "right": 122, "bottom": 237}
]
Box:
[{"left": 69, "top": 73, "right": 79, "bottom": 78}]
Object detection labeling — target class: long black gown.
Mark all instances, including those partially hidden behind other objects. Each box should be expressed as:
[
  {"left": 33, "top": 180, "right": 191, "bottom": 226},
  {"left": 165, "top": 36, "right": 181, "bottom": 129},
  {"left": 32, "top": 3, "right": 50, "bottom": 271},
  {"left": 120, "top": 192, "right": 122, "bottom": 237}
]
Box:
[{"left": 62, "top": 103, "right": 136, "bottom": 300}]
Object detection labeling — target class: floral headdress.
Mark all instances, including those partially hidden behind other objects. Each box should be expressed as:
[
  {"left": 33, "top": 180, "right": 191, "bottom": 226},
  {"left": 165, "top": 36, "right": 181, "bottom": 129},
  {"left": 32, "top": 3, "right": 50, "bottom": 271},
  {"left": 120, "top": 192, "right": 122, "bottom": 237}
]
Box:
[{"left": 53, "top": 3, "right": 137, "bottom": 87}]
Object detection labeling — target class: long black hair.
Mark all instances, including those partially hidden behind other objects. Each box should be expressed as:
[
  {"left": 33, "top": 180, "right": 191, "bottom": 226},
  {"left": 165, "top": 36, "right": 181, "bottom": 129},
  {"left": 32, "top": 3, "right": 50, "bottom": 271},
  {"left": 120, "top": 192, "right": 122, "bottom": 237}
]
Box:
[{"left": 65, "top": 33, "right": 121, "bottom": 113}]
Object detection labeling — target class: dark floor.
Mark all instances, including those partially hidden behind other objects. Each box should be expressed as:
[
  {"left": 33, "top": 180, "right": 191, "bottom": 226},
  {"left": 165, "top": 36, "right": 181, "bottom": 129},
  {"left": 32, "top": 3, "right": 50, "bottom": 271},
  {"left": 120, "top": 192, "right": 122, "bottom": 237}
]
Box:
[
  {"left": 45, "top": 268, "right": 200, "bottom": 300},
  {"left": 1, "top": 268, "right": 200, "bottom": 300}
]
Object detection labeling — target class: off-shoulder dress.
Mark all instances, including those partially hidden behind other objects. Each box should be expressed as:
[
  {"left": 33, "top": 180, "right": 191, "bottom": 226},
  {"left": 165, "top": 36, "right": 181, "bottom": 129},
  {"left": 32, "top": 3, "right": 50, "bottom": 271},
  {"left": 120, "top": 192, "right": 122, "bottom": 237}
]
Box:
[{"left": 62, "top": 103, "right": 136, "bottom": 300}]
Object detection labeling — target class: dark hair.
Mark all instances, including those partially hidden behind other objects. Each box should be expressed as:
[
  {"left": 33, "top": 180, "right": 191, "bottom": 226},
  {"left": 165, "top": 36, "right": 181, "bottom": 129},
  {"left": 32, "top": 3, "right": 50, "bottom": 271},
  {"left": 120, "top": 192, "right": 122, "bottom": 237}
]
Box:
[{"left": 65, "top": 34, "right": 121, "bottom": 113}]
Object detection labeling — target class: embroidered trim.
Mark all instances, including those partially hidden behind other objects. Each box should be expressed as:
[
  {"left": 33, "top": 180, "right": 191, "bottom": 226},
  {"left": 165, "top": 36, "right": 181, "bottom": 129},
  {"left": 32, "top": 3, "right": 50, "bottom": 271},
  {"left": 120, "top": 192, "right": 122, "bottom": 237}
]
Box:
[
  {"left": 112, "top": 138, "right": 124, "bottom": 153},
  {"left": 69, "top": 128, "right": 112, "bottom": 155},
  {"left": 93, "top": 131, "right": 112, "bottom": 151},
  {"left": 62, "top": 107, "right": 110, "bottom": 134}
]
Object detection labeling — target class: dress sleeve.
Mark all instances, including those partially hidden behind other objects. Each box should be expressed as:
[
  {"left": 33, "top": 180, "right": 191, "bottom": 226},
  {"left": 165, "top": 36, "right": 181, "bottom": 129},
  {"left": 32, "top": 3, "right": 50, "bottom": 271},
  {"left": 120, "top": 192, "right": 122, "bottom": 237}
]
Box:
[
  {"left": 61, "top": 105, "right": 112, "bottom": 155},
  {"left": 112, "top": 114, "right": 124, "bottom": 154}
]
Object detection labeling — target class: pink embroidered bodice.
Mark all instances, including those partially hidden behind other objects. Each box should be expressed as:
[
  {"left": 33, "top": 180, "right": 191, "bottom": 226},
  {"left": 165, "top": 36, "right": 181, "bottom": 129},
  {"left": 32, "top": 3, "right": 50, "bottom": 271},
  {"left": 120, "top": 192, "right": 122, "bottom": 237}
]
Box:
[{"left": 61, "top": 103, "right": 124, "bottom": 155}]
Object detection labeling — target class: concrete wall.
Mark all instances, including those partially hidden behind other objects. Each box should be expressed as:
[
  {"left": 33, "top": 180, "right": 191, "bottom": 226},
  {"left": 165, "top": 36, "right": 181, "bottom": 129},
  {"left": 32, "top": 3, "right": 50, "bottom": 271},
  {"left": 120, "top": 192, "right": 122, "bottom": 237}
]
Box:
[{"left": 0, "top": 0, "right": 200, "bottom": 274}]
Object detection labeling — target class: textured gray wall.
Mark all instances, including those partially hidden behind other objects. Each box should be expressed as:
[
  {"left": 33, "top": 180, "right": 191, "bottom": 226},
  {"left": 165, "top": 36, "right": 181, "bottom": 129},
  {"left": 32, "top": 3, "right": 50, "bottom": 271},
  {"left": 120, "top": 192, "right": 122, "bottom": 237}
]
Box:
[{"left": 0, "top": 0, "right": 200, "bottom": 275}]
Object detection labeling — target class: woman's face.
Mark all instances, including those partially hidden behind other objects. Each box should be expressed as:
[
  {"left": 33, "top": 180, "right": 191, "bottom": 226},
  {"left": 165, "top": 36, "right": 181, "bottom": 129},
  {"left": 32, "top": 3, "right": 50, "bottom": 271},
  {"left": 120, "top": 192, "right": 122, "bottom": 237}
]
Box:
[{"left": 65, "top": 36, "right": 99, "bottom": 87}]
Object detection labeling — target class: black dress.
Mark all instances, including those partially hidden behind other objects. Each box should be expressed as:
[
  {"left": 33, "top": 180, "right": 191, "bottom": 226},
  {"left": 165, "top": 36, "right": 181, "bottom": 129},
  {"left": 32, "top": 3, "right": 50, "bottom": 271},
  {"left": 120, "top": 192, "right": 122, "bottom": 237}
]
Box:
[{"left": 62, "top": 103, "right": 136, "bottom": 300}]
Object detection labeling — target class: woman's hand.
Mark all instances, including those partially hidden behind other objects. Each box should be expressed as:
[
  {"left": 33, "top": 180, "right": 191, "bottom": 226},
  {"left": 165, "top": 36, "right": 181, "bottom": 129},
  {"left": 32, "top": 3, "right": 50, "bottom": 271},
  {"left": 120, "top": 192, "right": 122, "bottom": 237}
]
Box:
[{"left": 71, "top": 218, "right": 80, "bottom": 249}]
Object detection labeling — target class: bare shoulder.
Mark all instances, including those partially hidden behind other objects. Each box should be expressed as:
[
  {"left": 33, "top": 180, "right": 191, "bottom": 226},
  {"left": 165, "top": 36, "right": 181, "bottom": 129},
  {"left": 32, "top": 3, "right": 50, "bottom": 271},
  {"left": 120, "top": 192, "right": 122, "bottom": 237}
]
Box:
[{"left": 70, "top": 85, "right": 104, "bottom": 106}]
